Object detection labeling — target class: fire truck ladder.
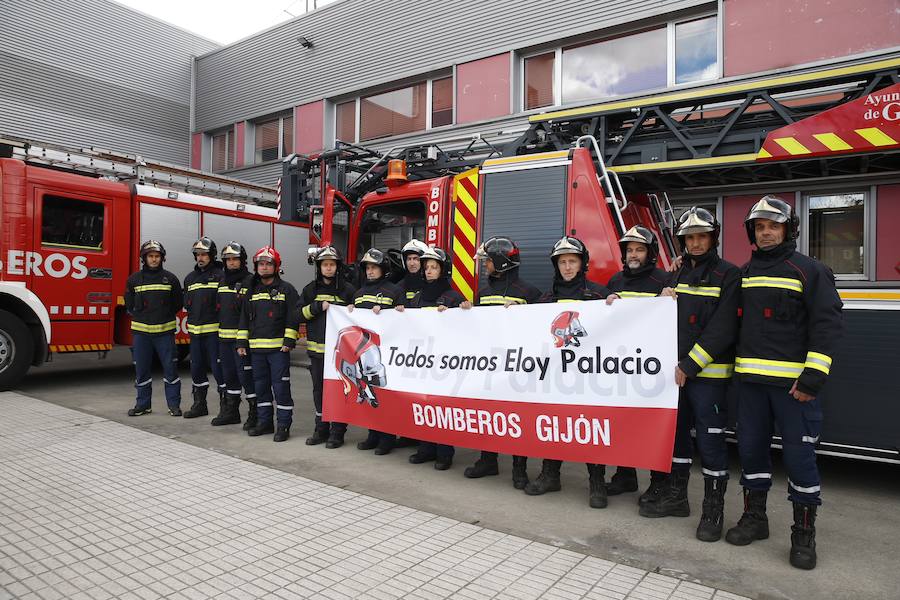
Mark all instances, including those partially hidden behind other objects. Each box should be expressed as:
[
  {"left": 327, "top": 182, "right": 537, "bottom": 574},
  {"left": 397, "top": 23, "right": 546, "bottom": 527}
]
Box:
[
  {"left": 0, "top": 135, "right": 278, "bottom": 205},
  {"left": 509, "top": 55, "right": 900, "bottom": 192}
]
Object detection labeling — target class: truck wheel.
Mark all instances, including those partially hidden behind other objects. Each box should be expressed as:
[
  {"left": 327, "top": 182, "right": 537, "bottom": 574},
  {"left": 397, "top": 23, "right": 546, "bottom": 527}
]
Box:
[{"left": 0, "top": 309, "right": 34, "bottom": 391}]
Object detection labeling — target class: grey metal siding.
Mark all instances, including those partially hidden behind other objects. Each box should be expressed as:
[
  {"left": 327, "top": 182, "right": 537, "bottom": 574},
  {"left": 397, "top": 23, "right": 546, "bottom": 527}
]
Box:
[
  {"left": 0, "top": 0, "right": 217, "bottom": 165},
  {"left": 195, "top": 0, "right": 713, "bottom": 132}
]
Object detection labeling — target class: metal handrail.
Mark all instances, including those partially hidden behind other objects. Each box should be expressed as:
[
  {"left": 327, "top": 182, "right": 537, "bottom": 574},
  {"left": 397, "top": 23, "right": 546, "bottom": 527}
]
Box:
[{"left": 576, "top": 135, "right": 627, "bottom": 234}]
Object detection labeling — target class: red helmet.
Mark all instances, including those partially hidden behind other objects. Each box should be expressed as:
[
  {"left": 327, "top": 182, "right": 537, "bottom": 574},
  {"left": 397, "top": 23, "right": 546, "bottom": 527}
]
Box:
[
  {"left": 334, "top": 326, "right": 386, "bottom": 408},
  {"left": 551, "top": 311, "right": 587, "bottom": 348},
  {"left": 253, "top": 246, "right": 282, "bottom": 270}
]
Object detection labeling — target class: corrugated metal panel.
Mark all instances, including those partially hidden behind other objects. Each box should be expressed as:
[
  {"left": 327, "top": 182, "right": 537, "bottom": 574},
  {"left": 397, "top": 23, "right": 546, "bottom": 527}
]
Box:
[
  {"left": 224, "top": 162, "right": 285, "bottom": 187},
  {"left": 195, "top": 0, "right": 712, "bottom": 131},
  {"left": 480, "top": 166, "right": 569, "bottom": 293},
  {"left": 0, "top": 0, "right": 217, "bottom": 165}
]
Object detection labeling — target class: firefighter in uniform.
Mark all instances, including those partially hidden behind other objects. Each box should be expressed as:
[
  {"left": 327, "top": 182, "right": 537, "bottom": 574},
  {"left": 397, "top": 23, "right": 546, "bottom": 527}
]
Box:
[
  {"left": 725, "top": 196, "right": 842, "bottom": 570},
  {"left": 299, "top": 246, "right": 357, "bottom": 449},
  {"left": 603, "top": 226, "right": 669, "bottom": 502},
  {"left": 213, "top": 242, "right": 256, "bottom": 427},
  {"left": 400, "top": 239, "right": 429, "bottom": 302},
  {"left": 637, "top": 208, "right": 739, "bottom": 544},
  {"left": 406, "top": 246, "right": 466, "bottom": 470},
  {"left": 183, "top": 237, "right": 225, "bottom": 419},
  {"left": 124, "top": 240, "right": 183, "bottom": 416},
  {"left": 524, "top": 237, "right": 612, "bottom": 507},
  {"left": 350, "top": 248, "right": 406, "bottom": 455},
  {"left": 236, "top": 247, "right": 301, "bottom": 442},
  {"left": 464, "top": 236, "right": 541, "bottom": 489}
]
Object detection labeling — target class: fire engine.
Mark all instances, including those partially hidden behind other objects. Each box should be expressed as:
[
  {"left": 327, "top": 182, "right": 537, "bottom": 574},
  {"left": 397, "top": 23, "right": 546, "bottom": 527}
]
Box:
[
  {"left": 0, "top": 136, "right": 311, "bottom": 390},
  {"left": 280, "top": 55, "right": 900, "bottom": 463}
]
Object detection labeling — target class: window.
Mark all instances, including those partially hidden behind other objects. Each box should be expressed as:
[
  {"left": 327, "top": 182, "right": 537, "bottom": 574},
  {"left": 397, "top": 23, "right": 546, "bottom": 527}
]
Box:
[
  {"left": 356, "top": 201, "right": 426, "bottom": 261},
  {"left": 211, "top": 130, "right": 233, "bottom": 172},
  {"left": 432, "top": 77, "right": 453, "bottom": 128},
  {"left": 335, "top": 101, "right": 357, "bottom": 143},
  {"left": 42, "top": 195, "right": 104, "bottom": 250},
  {"left": 524, "top": 52, "right": 555, "bottom": 110},
  {"left": 807, "top": 192, "right": 866, "bottom": 277},
  {"left": 675, "top": 15, "right": 718, "bottom": 84},
  {"left": 360, "top": 83, "right": 426, "bottom": 141},
  {"left": 254, "top": 113, "right": 293, "bottom": 163}
]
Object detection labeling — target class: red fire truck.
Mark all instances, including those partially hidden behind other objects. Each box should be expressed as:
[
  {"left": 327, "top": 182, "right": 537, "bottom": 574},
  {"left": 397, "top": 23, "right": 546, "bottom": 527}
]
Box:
[
  {"left": 0, "top": 136, "right": 311, "bottom": 390},
  {"left": 281, "top": 55, "right": 900, "bottom": 463}
]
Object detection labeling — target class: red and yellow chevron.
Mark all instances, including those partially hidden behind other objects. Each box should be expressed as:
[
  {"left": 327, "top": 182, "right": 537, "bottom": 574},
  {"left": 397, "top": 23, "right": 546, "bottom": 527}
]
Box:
[
  {"left": 50, "top": 344, "right": 113, "bottom": 353},
  {"left": 451, "top": 168, "right": 479, "bottom": 301}
]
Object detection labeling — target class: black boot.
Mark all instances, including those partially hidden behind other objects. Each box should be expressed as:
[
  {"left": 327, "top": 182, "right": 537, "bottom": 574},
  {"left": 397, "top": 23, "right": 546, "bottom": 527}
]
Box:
[
  {"left": 395, "top": 437, "right": 419, "bottom": 448},
  {"left": 183, "top": 387, "right": 209, "bottom": 419},
  {"left": 638, "top": 474, "right": 669, "bottom": 507},
  {"left": 640, "top": 470, "right": 690, "bottom": 518},
  {"left": 512, "top": 456, "right": 529, "bottom": 490},
  {"left": 696, "top": 478, "right": 727, "bottom": 542},
  {"left": 242, "top": 398, "right": 257, "bottom": 431},
  {"left": 357, "top": 431, "right": 379, "bottom": 450},
  {"left": 374, "top": 436, "right": 394, "bottom": 456},
  {"left": 211, "top": 392, "right": 242, "bottom": 426},
  {"left": 247, "top": 418, "right": 274, "bottom": 437},
  {"left": 273, "top": 425, "right": 290, "bottom": 442},
  {"left": 325, "top": 428, "right": 345, "bottom": 449},
  {"left": 524, "top": 460, "right": 561, "bottom": 495},
  {"left": 409, "top": 449, "right": 437, "bottom": 464},
  {"left": 607, "top": 467, "right": 638, "bottom": 496},
  {"left": 789, "top": 503, "right": 817, "bottom": 570},
  {"left": 725, "top": 489, "right": 769, "bottom": 546},
  {"left": 305, "top": 424, "right": 330, "bottom": 446},
  {"left": 587, "top": 464, "right": 608, "bottom": 509},
  {"left": 464, "top": 454, "right": 499, "bottom": 478}
]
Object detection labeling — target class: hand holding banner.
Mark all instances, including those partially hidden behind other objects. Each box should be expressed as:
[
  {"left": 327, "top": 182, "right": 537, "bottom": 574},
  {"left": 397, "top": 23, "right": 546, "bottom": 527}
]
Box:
[{"left": 324, "top": 298, "right": 678, "bottom": 471}]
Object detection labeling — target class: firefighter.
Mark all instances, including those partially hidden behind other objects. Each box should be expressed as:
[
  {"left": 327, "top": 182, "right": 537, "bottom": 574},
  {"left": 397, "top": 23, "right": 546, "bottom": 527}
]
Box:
[
  {"left": 638, "top": 208, "right": 739, "bottom": 543},
  {"left": 524, "top": 237, "right": 612, "bottom": 506},
  {"left": 406, "top": 246, "right": 465, "bottom": 470},
  {"left": 182, "top": 237, "right": 225, "bottom": 419},
  {"left": 124, "top": 240, "right": 183, "bottom": 416},
  {"left": 349, "top": 248, "right": 406, "bottom": 455},
  {"left": 726, "top": 196, "right": 842, "bottom": 570},
  {"left": 603, "top": 226, "right": 670, "bottom": 503},
  {"left": 213, "top": 242, "right": 256, "bottom": 428},
  {"left": 299, "top": 246, "right": 357, "bottom": 449},
  {"left": 236, "top": 247, "right": 301, "bottom": 442},
  {"left": 464, "top": 236, "right": 541, "bottom": 489},
  {"left": 400, "top": 239, "right": 429, "bottom": 302}
]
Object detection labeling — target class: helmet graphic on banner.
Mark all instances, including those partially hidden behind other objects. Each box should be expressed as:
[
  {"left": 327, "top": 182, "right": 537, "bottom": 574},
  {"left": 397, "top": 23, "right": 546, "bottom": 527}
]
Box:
[
  {"left": 744, "top": 195, "right": 799, "bottom": 244},
  {"left": 334, "top": 326, "right": 386, "bottom": 408},
  {"left": 551, "top": 311, "right": 587, "bottom": 348}
]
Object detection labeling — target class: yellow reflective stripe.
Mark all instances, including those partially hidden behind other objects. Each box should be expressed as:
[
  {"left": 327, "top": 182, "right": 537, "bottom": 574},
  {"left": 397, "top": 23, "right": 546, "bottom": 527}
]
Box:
[
  {"left": 735, "top": 357, "right": 805, "bottom": 378},
  {"left": 676, "top": 283, "right": 721, "bottom": 298},
  {"left": 218, "top": 328, "right": 238, "bottom": 339},
  {"left": 306, "top": 341, "right": 326, "bottom": 353},
  {"left": 302, "top": 305, "right": 315, "bottom": 320},
  {"left": 217, "top": 287, "right": 237, "bottom": 294},
  {"left": 406, "top": 291, "right": 417, "bottom": 299},
  {"left": 617, "top": 291, "right": 657, "bottom": 298},
  {"left": 250, "top": 292, "right": 287, "bottom": 301},
  {"left": 741, "top": 277, "right": 803, "bottom": 293},
  {"left": 284, "top": 328, "right": 299, "bottom": 340},
  {"left": 249, "top": 338, "right": 285, "bottom": 349},
  {"left": 236, "top": 329, "right": 249, "bottom": 340},
  {"left": 187, "top": 282, "right": 220, "bottom": 291},
  {"left": 314, "top": 294, "right": 338, "bottom": 302},
  {"left": 355, "top": 295, "right": 394, "bottom": 306},
  {"left": 689, "top": 343, "right": 713, "bottom": 369},
  {"left": 133, "top": 284, "right": 172, "bottom": 292},
  {"left": 480, "top": 295, "right": 527, "bottom": 305},
  {"left": 187, "top": 323, "right": 220, "bottom": 334},
  {"left": 131, "top": 320, "right": 177, "bottom": 333},
  {"left": 697, "top": 362, "right": 734, "bottom": 379},
  {"left": 422, "top": 306, "right": 441, "bottom": 310},
  {"left": 805, "top": 351, "right": 832, "bottom": 375}
]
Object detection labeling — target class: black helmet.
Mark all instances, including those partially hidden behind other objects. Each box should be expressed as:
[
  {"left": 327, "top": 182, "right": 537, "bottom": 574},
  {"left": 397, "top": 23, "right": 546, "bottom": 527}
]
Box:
[
  {"left": 139, "top": 240, "right": 166, "bottom": 263},
  {"left": 220, "top": 241, "right": 247, "bottom": 265},
  {"left": 359, "top": 248, "right": 390, "bottom": 277},
  {"left": 192, "top": 236, "right": 217, "bottom": 259},
  {"left": 618, "top": 226, "right": 659, "bottom": 266},
  {"left": 550, "top": 236, "right": 589, "bottom": 274},
  {"left": 475, "top": 236, "right": 520, "bottom": 273},
  {"left": 744, "top": 195, "right": 799, "bottom": 244},
  {"left": 401, "top": 239, "right": 429, "bottom": 258},
  {"left": 676, "top": 207, "right": 720, "bottom": 248},
  {"left": 420, "top": 246, "right": 452, "bottom": 278}
]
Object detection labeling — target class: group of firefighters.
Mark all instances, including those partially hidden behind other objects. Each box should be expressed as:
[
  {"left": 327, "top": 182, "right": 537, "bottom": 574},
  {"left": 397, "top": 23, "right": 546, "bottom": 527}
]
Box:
[{"left": 124, "top": 195, "right": 841, "bottom": 571}]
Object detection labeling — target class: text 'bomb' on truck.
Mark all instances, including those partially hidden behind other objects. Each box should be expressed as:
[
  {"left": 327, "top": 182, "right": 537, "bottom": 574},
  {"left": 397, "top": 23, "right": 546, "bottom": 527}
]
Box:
[{"left": 0, "top": 136, "right": 310, "bottom": 390}]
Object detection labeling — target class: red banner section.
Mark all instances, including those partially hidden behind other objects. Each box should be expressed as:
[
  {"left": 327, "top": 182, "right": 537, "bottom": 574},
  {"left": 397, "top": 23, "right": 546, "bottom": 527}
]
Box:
[{"left": 324, "top": 381, "right": 677, "bottom": 472}]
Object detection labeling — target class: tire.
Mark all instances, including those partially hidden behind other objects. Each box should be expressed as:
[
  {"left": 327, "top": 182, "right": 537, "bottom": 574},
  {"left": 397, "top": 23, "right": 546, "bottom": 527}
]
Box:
[{"left": 0, "top": 309, "right": 35, "bottom": 391}]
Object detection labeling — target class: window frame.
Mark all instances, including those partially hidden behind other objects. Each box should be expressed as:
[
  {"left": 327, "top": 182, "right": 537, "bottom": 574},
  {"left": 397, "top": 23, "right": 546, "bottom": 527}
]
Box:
[
  {"left": 210, "top": 128, "right": 233, "bottom": 173},
  {"left": 40, "top": 193, "right": 107, "bottom": 252},
  {"left": 252, "top": 112, "right": 293, "bottom": 165},
  {"left": 799, "top": 188, "right": 872, "bottom": 281}
]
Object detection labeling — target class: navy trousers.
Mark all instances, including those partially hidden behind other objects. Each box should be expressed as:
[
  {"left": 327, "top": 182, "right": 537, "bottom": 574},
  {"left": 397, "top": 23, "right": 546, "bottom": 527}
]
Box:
[
  {"left": 671, "top": 379, "right": 730, "bottom": 480},
  {"left": 189, "top": 333, "right": 223, "bottom": 394},
  {"left": 132, "top": 332, "right": 181, "bottom": 410},
  {"left": 219, "top": 339, "right": 255, "bottom": 400},
  {"left": 252, "top": 350, "right": 293, "bottom": 427}
]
